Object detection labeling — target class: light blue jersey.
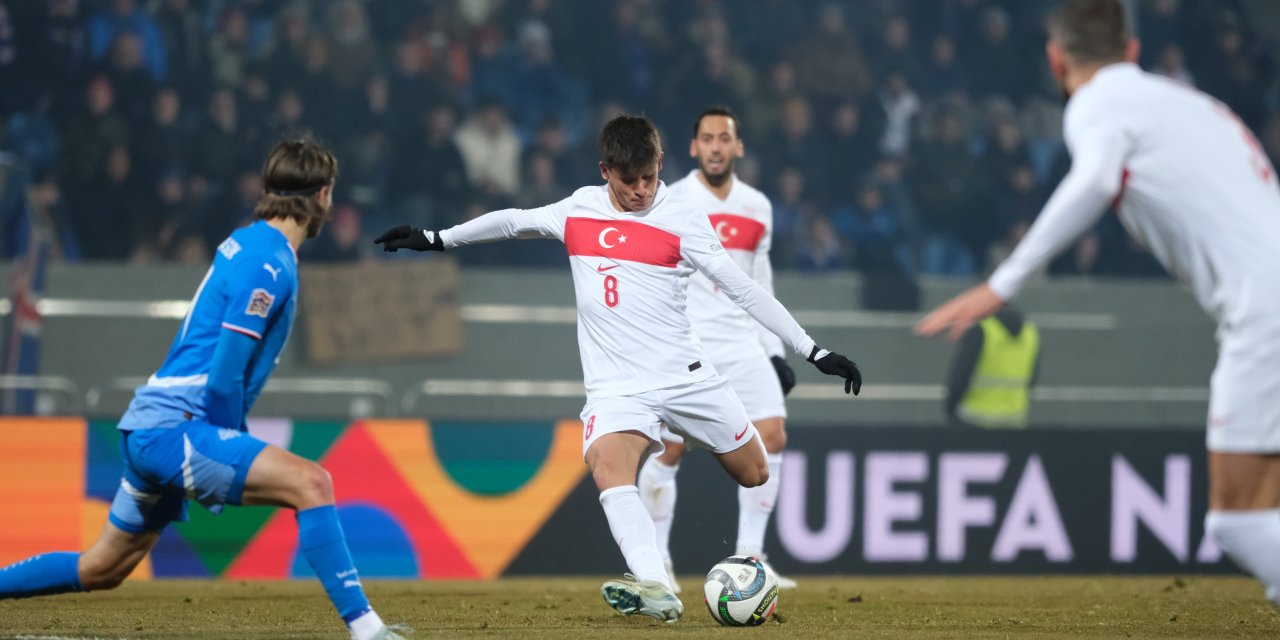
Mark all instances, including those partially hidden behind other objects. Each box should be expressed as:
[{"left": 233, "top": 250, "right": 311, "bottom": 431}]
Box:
[{"left": 118, "top": 220, "right": 297, "bottom": 431}]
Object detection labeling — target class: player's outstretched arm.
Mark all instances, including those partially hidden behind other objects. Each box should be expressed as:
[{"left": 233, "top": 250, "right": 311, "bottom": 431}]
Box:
[
  {"left": 916, "top": 109, "right": 1129, "bottom": 341},
  {"left": 685, "top": 219, "right": 862, "bottom": 394},
  {"left": 749, "top": 224, "right": 788, "bottom": 360},
  {"left": 376, "top": 202, "right": 571, "bottom": 253},
  {"left": 374, "top": 225, "right": 445, "bottom": 252},
  {"left": 750, "top": 224, "right": 794, "bottom": 394},
  {"left": 914, "top": 283, "right": 1005, "bottom": 342}
]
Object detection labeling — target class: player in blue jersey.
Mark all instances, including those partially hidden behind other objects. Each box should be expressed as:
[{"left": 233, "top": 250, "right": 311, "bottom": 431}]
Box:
[{"left": 0, "top": 138, "right": 405, "bottom": 640}]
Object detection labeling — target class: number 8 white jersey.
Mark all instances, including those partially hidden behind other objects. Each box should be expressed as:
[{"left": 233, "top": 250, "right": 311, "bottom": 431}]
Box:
[{"left": 438, "top": 183, "right": 817, "bottom": 397}]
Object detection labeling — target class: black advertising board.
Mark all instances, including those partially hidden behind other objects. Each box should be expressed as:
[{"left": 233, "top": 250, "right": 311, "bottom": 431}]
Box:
[{"left": 507, "top": 427, "right": 1233, "bottom": 576}]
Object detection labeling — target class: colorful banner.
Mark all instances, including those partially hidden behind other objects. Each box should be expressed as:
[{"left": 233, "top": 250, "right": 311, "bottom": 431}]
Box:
[
  {"left": 0, "top": 420, "right": 1234, "bottom": 578},
  {"left": 0, "top": 417, "right": 586, "bottom": 579}
]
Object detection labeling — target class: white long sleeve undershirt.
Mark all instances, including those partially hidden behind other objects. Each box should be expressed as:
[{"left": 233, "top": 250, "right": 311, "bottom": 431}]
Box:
[{"left": 685, "top": 239, "right": 817, "bottom": 358}]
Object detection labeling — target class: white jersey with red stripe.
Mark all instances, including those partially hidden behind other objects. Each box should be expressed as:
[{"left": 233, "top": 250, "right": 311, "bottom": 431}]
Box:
[
  {"left": 670, "top": 171, "right": 785, "bottom": 362},
  {"left": 989, "top": 63, "right": 1280, "bottom": 329},
  {"left": 438, "top": 183, "right": 817, "bottom": 397}
]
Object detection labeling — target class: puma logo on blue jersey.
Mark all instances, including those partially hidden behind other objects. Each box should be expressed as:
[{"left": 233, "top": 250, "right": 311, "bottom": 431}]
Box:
[{"left": 263, "top": 263, "right": 282, "bottom": 281}]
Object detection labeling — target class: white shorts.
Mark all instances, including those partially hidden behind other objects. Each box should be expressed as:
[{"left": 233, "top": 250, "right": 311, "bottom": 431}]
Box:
[
  {"left": 1206, "top": 329, "right": 1280, "bottom": 453},
  {"left": 581, "top": 376, "right": 758, "bottom": 459},
  {"left": 658, "top": 353, "right": 785, "bottom": 445}
]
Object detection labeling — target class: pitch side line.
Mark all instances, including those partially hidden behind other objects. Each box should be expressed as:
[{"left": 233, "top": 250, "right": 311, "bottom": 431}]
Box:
[{"left": 414, "top": 379, "right": 1207, "bottom": 402}]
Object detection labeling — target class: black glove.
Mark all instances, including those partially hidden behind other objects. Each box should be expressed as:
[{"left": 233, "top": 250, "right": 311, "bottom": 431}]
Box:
[
  {"left": 770, "top": 355, "right": 796, "bottom": 396},
  {"left": 808, "top": 346, "right": 862, "bottom": 395},
  {"left": 374, "top": 225, "right": 445, "bottom": 252}
]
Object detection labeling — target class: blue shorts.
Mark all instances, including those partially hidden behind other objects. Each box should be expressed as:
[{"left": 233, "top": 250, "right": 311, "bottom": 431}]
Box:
[{"left": 107, "top": 421, "right": 269, "bottom": 533}]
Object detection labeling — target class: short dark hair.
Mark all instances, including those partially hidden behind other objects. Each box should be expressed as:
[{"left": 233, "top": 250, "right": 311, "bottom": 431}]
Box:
[
  {"left": 254, "top": 134, "right": 338, "bottom": 227},
  {"left": 692, "top": 106, "right": 741, "bottom": 140},
  {"left": 1047, "top": 0, "right": 1130, "bottom": 64},
  {"left": 598, "top": 114, "right": 662, "bottom": 174}
]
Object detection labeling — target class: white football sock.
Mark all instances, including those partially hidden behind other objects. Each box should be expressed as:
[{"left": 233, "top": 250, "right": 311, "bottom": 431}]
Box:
[
  {"left": 600, "top": 485, "right": 671, "bottom": 588},
  {"left": 638, "top": 459, "right": 679, "bottom": 562},
  {"left": 347, "top": 609, "right": 385, "bottom": 640},
  {"left": 1205, "top": 509, "right": 1280, "bottom": 605},
  {"left": 736, "top": 453, "right": 783, "bottom": 557}
]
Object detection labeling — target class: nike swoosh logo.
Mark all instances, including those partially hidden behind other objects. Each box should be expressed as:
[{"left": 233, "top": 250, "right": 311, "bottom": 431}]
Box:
[
  {"left": 597, "top": 264, "right": 619, "bottom": 272},
  {"left": 734, "top": 425, "right": 750, "bottom": 441}
]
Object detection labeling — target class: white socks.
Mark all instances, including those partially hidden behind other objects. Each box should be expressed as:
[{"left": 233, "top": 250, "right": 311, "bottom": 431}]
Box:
[
  {"left": 1205, "top": 509, "right": 1280, "bottom": 605},
  {"left": 639, "top": 451, "right": 784, "bottom": 560},
  {"left": 736, "top": 453, "right": 783, "bottom": 556},
  {"left": 638, "top": 459, "right": 680, "bottom": 562},
  {"left": 601, "top": 485, "right": 671, "bottom": 588},
  {"left": 348, "top": 609, "right": 385, "bottom": 640}
]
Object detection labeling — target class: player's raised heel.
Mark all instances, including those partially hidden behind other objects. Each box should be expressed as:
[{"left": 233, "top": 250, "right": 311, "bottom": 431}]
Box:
[{"left": 601, "top": 574, "right": 684, "bottom": 623}]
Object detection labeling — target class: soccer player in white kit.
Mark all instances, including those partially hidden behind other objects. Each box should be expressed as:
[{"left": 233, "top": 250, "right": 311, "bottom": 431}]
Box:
[
  {"left": 375, "top": 115, "right": 861, "bottom": 623},
  {"left": 637, "top": 107, "right": 799, "bottom": 591},
  {"left": 917, "top": 0, "right": 1280, "bottom": 606}
]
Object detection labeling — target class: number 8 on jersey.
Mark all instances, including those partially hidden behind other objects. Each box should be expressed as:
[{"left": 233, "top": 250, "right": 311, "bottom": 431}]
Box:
[{"left": 604, "top": 275, "right": 619, "bottom": 308}]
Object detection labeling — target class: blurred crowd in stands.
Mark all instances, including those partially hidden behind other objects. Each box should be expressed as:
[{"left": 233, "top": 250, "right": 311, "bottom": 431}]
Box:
[{"left": 0, "top": 0, "right": 1277, "bottom": 277}]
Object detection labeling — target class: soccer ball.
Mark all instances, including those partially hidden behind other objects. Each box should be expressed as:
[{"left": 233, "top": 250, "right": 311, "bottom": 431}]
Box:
[{"left": 703, "top": 555, "right": 779, "bottom": 626}]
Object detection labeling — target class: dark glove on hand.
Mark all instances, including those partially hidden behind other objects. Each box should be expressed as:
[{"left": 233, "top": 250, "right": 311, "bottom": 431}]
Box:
[
  {"left": 770, "top": 355, "right": 796, "bottom": 396},
  {"left": 373, "top": 225, "right": 445, "bottom": 252},
  {"left": 808, "top": 346, "right": 862, "bottom": 395}
]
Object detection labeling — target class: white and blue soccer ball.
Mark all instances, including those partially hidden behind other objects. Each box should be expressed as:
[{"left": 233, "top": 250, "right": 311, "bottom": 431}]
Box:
[{"left": 703, "top": 555, "right": 779, "bottom": 626}]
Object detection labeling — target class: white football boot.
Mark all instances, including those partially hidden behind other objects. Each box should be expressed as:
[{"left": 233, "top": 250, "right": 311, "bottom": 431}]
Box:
[{"left": 601, "top": 573, "right": 684, "bottom": 623}]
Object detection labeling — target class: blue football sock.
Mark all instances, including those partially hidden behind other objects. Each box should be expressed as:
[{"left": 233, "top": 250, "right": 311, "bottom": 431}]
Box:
[
  {"left": 297, "top": 505, "right": 372, "bottom": 624},
  {"left": 0, "top": 552, "right": 83, "bottom": 599}
]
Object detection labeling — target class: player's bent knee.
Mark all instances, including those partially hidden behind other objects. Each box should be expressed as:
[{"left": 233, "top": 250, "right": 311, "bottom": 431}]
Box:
[
  {"left": 590, "top": 461, "right": 629, "bottom": 491},
  {"left": 293, "top": 463, "right": 335, "bottom": 508},
  {"left": 734, "top": 463, "right": 769, "bottom": 488},
  {"left": 754, "top": 464, "right": 771, "bottom": 487}
]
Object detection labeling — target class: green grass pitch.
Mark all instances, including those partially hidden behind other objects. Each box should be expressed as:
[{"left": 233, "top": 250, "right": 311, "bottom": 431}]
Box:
[{"left": 0, "top": 576, "right": 1276, "bottom": 639}]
